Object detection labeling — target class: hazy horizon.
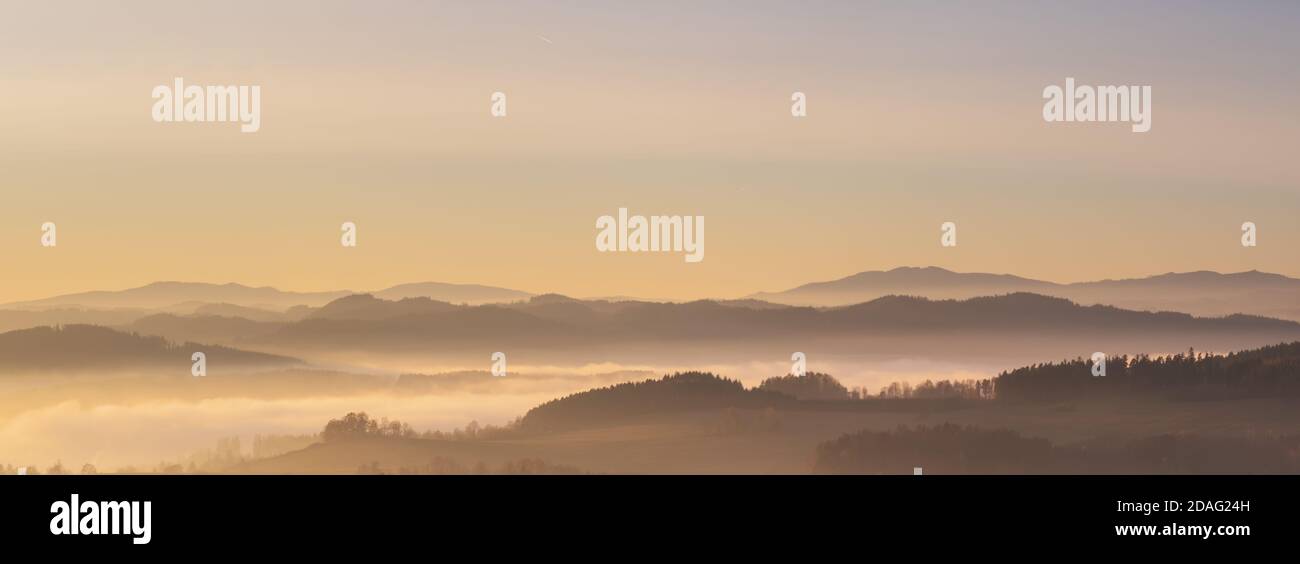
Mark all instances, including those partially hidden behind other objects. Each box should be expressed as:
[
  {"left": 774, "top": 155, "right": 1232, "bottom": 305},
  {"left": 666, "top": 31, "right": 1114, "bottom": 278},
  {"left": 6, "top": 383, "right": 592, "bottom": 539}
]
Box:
[
  {"left": 3, "top": 264, "right": 1299, "bottom": 306},
  {"left": 3, "top": 1, "right": 1298, "bottom": 304},
  {"left": 3, "top": 1, "right": 1299, "bottom": 480}
]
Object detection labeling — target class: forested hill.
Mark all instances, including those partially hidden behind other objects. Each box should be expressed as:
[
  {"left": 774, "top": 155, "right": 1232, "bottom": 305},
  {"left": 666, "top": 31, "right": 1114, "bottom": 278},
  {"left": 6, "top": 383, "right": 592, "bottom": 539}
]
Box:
[
  {"left": 995, "top": 341, "right": 1300, "bottom": 400},
  {"left": 517, "top": 372, "right": 789, "bottom": 432}
]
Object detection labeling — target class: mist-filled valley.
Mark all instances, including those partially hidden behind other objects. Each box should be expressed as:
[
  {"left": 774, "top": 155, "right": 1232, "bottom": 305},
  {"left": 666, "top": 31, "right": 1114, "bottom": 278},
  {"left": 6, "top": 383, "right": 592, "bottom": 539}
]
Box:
[{"left": 3, "top": 271, "right": 1300, "bottom": 474}]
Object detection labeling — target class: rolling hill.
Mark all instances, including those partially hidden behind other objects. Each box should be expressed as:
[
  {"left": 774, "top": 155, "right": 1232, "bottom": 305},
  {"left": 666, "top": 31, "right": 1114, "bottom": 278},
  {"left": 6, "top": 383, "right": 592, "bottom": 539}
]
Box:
[{"left": 0, "top": 324, "right": 299, "bottom": 373}]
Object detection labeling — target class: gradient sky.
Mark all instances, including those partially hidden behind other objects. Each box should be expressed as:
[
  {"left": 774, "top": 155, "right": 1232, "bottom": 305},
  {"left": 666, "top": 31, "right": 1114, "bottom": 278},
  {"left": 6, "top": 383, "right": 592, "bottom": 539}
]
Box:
[{"left": 2, "top": 0, "right": 1298, "bottom": 302}]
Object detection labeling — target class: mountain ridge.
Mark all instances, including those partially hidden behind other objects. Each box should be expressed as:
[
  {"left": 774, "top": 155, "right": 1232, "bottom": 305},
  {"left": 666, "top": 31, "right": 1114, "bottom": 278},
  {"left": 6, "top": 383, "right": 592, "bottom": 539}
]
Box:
[
  {"left": 748, "top": 266, "right": 1300, "bottom": 320},
  {"left": 3, "top": 280, "right": 534, "bottom": 312}
]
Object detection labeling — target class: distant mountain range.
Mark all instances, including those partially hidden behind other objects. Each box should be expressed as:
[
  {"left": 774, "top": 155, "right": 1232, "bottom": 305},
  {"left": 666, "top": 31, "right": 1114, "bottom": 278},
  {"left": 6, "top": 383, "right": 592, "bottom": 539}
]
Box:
[
  {"left": 106, "top": 292, "right": 1300, "bottom": 369},
  {"left": 750, "top": 267, "right": 1054, "bottom": 304},
  {"left": 749, "top": 266, "right": 1300, "bottom": 321},
  {"left": 8, "top": 267, "right": 1299, "bottom": 322},
  {"left": 3, "top": 268, "right": 1300, "bottom": 361},
  {"left": 3, "top": 282, "right": 352, "bottom": 311},
  {"left": 1, "top": 280, "right": 533, "bottom": 312}
]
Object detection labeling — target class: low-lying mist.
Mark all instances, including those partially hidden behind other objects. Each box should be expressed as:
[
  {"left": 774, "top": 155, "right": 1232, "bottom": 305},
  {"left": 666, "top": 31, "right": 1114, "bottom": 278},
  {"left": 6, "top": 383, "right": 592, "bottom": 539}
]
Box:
[
  {"left": 1, "top": 392, "right": 547, "bottom": 471},
  {"left": 0, "top": 357, "right": 1001, "bottom": 470}
]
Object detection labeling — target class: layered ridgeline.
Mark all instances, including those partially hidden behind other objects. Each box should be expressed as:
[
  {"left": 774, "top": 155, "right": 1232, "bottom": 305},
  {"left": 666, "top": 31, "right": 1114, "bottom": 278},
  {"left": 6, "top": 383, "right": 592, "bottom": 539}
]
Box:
[
  {"left": 4, "top": 267, "right": 1299, "bottom": 333},
  {"left": 107, "top": 291, "right": 1294, "bottom": 345},
  {"left": 0, "top": 290, "right": 1267, "bottom": 372},
  {"left": 0, "top": 281, "right": 533, "bottom": 332},
  {"left": 1, "top": 281, "right": 531, "bottom": 311},
  {"left": 749, "top": 266, "right": 1300, "bottom": 321},
  {"left": 2, "top": 292, "right": 1298, "bottom": 378},
  {"left": 0, "top": 324, "right": 298, "bottom": 373},
  {"left": 2, "top": 282, "right": 353, "bottom": 311},
  {"left": 3, "top": 273, "right": 1299, "bottom": 371},
  {"left": 202, "top": 293, "right": 1300, "bottom": 367}
]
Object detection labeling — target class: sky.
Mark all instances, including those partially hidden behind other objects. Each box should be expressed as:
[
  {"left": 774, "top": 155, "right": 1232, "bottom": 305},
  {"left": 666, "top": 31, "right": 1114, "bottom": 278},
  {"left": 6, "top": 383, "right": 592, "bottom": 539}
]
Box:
[{"left": 1, "top": 0, "right": 1298, "bottom": 302}]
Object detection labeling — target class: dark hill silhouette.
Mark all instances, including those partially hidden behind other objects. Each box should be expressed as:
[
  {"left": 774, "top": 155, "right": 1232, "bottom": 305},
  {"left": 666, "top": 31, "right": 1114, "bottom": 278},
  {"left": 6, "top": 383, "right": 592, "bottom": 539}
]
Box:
[
  {"left": 0, "top": 308, "right": 146, "bottom": 333},
  {"left": 995, "top": 341, "right": 1300, "bottom": 401},
  {"left": 0, "top": 324, "right": 299, "bottom": 373},
  {"left": 517, "top": 372, "right": 790, "bottom": 432},
  {"left": 758, "top": 372, "right": 851, "bottom": 400}
]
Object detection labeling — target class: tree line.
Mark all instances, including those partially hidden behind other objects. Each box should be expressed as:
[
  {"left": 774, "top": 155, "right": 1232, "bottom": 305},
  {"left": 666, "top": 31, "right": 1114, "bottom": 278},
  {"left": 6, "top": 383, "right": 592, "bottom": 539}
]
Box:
[{"left": 996, "top": 341, "right": 1300, "bottom": 401}]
